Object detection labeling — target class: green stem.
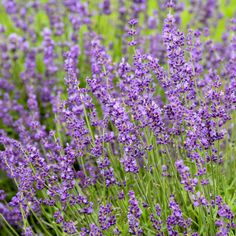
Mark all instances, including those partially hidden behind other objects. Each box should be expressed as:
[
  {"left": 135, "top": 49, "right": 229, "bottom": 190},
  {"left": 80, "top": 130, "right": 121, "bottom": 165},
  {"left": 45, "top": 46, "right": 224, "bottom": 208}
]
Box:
[{"left": 0, "top": 214, "right": 20, "bottom": 236}]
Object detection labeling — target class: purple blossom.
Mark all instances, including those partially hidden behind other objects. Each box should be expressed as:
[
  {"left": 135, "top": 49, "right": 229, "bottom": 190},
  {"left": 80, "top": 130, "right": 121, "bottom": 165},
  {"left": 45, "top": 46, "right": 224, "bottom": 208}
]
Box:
[
  {"left": 128, "top": 190, "right": 142, "bottom": 235},
  {"left": 99, "top": 204, "right": 116, "bottom": 230}
]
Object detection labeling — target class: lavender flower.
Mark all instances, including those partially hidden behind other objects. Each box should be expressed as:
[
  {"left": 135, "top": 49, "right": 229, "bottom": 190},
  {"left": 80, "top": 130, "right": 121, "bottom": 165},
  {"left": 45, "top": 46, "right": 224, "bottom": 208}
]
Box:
[
  {"left": 99, "top": 204, "right": 116, "bottom": 230},
  {"left": 128, "top": 190, "right": 142, "bottom": 235}
]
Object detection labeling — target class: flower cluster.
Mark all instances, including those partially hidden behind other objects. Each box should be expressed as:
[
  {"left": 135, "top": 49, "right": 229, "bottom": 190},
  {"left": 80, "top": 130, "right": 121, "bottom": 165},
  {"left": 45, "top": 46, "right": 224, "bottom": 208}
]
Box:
[{"left": 0, "top": 0, "right": 236, "bottom": 235}]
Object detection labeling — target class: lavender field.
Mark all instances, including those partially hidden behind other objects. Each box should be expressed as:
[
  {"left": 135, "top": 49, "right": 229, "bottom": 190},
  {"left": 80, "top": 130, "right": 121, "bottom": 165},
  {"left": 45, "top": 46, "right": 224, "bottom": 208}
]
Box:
[{"left": 1, "top": 0, "right": 236, "bottom": 235}]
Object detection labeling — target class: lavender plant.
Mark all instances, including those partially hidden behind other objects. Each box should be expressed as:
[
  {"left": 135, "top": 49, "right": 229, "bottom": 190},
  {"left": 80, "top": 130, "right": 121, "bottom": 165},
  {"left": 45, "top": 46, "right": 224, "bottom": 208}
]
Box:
[{"left": 0, "top": 0, "right": 236, "bottom": 235}]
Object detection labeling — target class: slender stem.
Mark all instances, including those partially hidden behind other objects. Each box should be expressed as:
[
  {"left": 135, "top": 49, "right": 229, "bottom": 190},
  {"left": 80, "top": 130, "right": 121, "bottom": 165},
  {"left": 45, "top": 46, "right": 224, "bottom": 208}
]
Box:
[{"left": 0, "top": 214, "right": 20, "bottom": 236}]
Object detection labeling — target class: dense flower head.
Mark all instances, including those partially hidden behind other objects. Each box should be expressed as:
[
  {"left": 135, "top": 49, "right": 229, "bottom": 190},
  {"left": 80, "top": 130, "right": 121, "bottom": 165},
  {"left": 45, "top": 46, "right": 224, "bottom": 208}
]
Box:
[
  {"left": 127, "top": 190, "right": 142, "bottom": 235},
  {"left": 167, "top": 196, "right": 192, "bottom": 234},
  {"left": 128, "top": 18, "right": 138, "bottom": 26},
  {"left": 99, "top": 204, "right": 116, "bottom": 230}
]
